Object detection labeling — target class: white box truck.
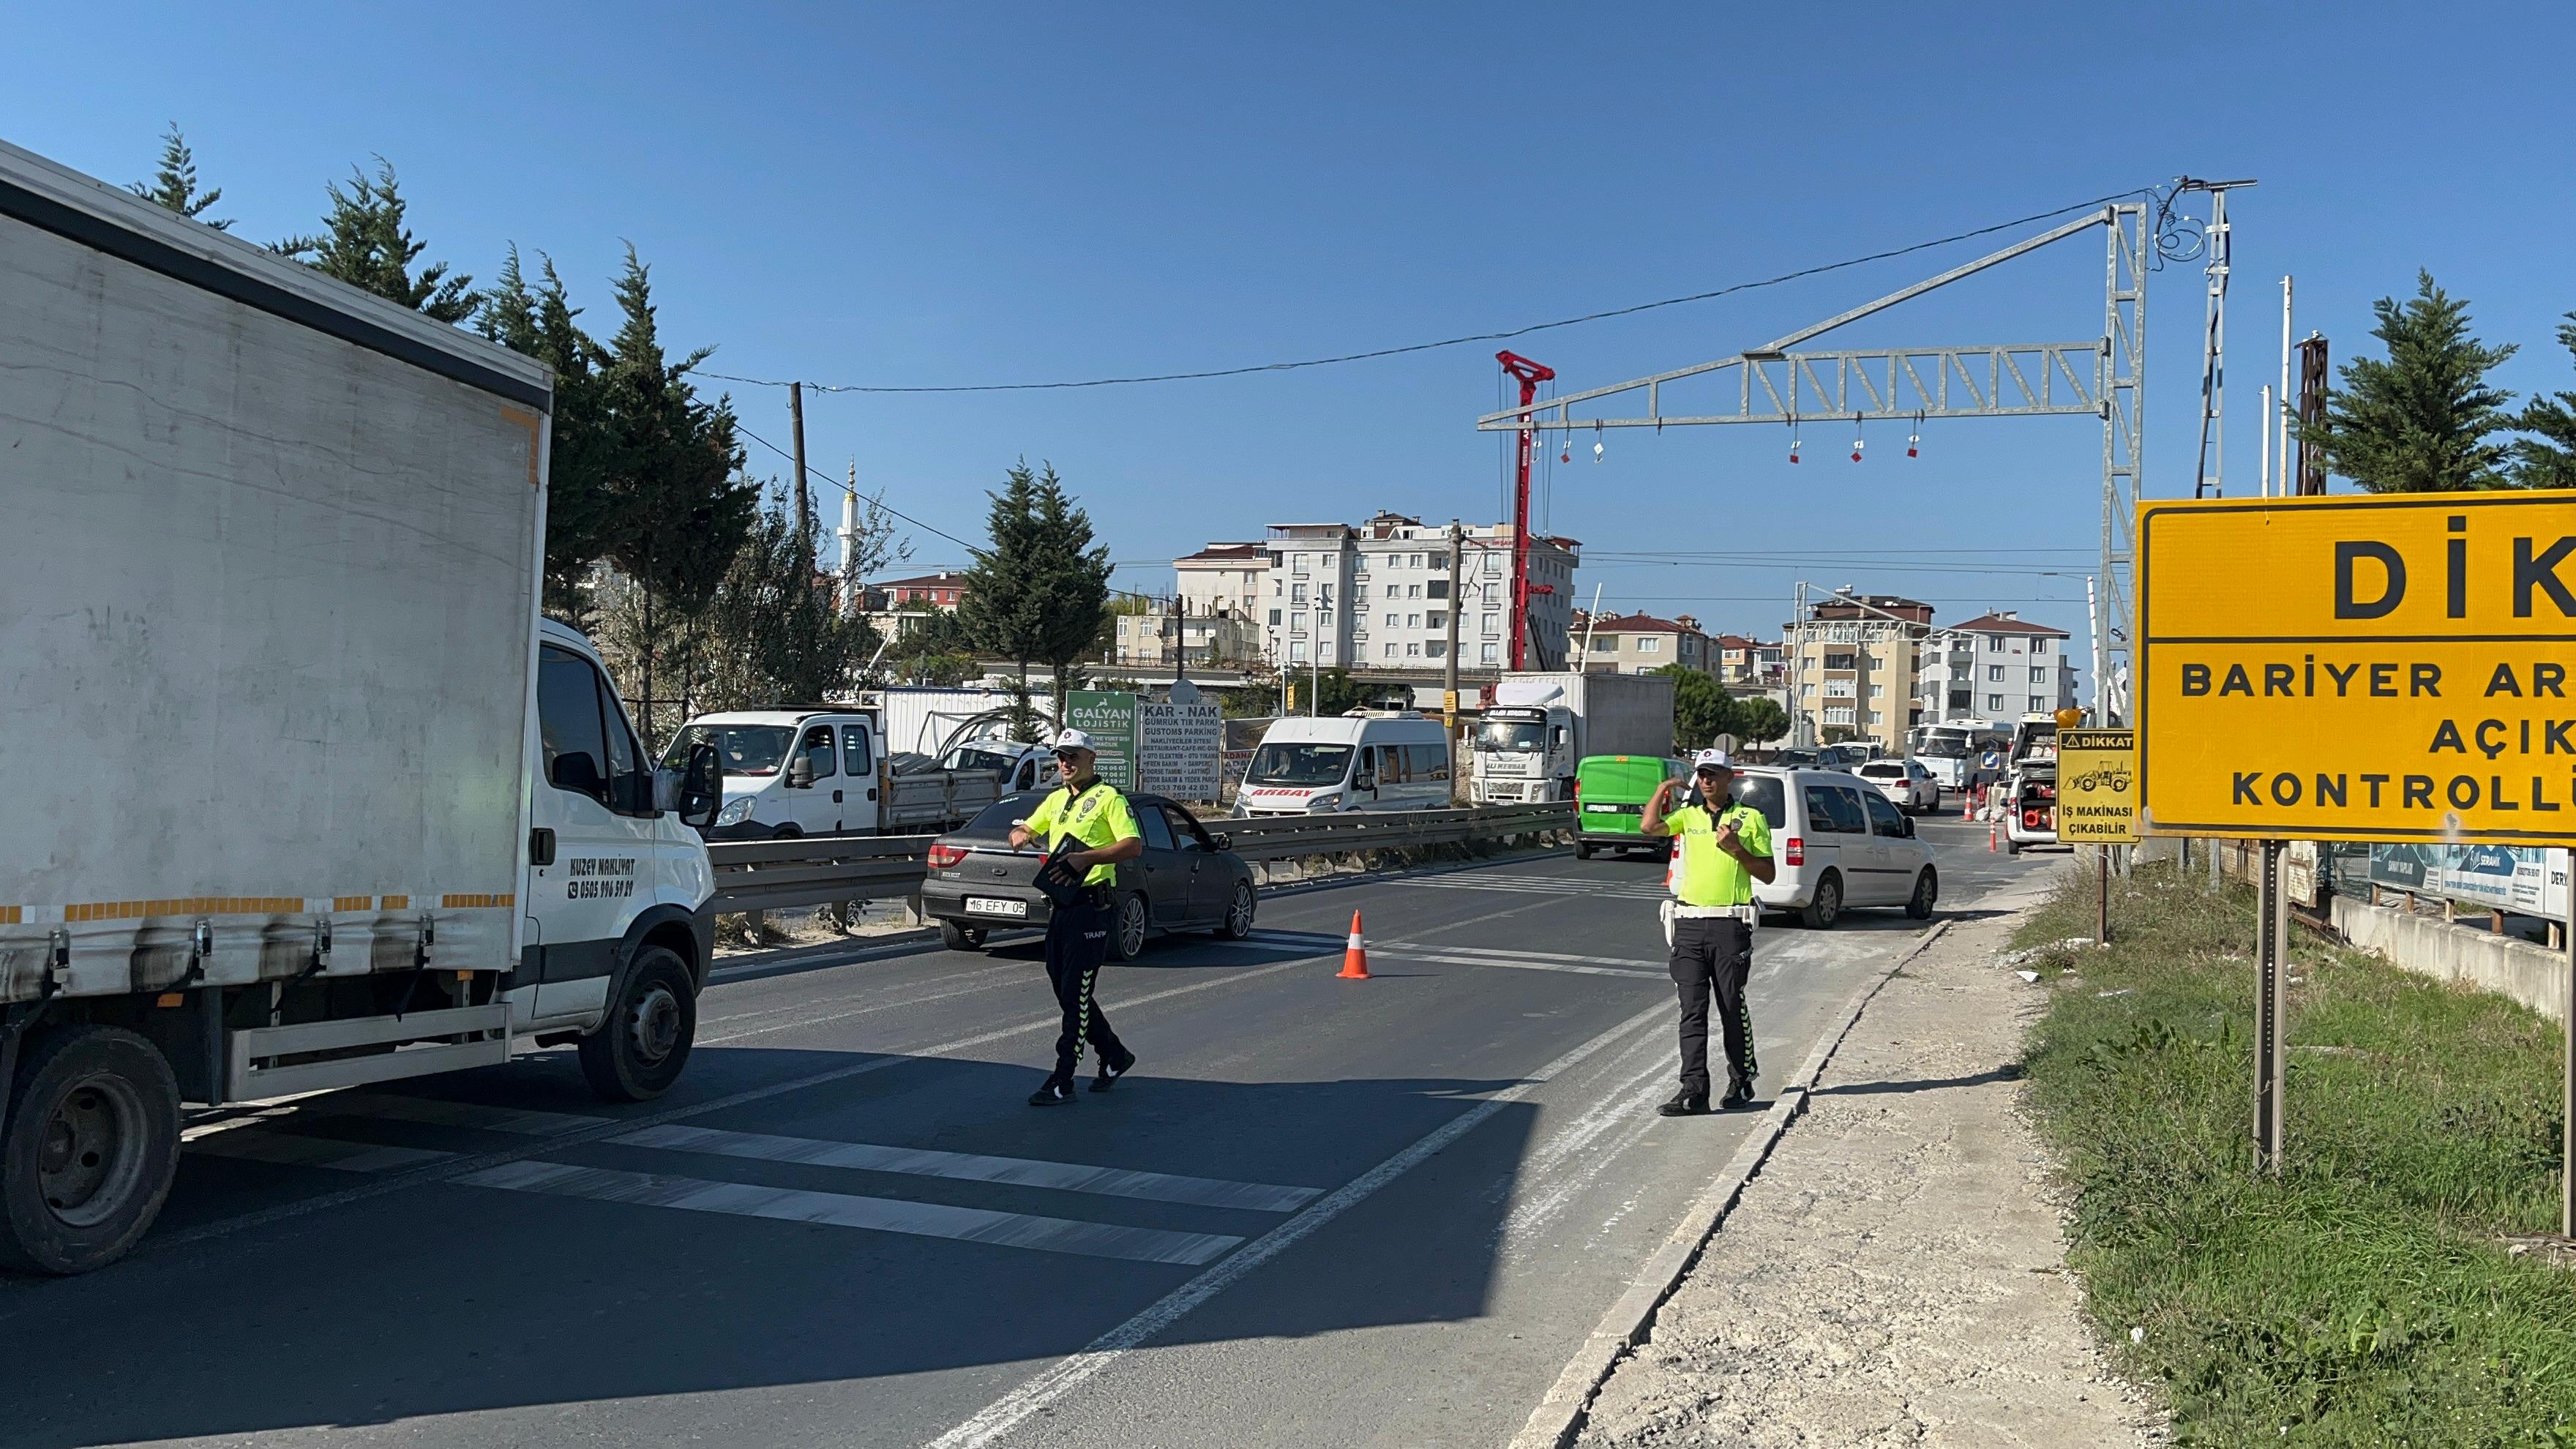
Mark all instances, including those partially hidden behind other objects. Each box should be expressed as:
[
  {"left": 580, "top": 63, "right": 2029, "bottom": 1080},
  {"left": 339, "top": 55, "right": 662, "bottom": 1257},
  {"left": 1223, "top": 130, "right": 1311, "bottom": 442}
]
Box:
[
  {"left": 0, "top": 140, "right": 724, "bottom": 1274},
  {"left": 1470, "top": 672, "right": 1676, "bottom": 804}
]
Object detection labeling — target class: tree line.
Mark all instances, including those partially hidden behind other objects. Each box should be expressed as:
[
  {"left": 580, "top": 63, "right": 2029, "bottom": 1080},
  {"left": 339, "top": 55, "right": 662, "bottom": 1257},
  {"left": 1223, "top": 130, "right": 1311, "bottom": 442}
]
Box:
[{"left": 129, "top": 126, "right": 1118, "bottom": 744}]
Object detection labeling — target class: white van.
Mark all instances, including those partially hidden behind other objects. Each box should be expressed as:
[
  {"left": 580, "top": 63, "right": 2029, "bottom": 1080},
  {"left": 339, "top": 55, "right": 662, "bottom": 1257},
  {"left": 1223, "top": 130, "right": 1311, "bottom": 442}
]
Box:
[
  {"left": 1233, "top": 711, "right": 1453, "bottom": 817},
  {"left": 1723, "top": 767, "right": 1939, "bottom": 928}
]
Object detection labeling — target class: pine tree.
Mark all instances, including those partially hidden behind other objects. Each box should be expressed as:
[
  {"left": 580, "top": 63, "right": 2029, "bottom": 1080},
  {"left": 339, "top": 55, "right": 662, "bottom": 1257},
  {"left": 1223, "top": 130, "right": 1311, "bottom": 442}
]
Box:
[
  {"left": 959, "top": 461, "right": 1054, "bottom": 707},
  {"left": 693, "top": 493, "right": 869, "bottom": 711},
  {"left": 2300, "top": 271, "right": 2517, "bottom": 493},
  {"left": 592, "top": 246, "right": 759, "bottom": 744},
  {"left": 2512, "top": 314, "right": 2576, "bottom": 490},
  {"left": 278, "top": 159, "right": 479, "bottom": 323},
  {"left": 128, "top": 124, "right": 228, "bottom": 230},
  {"left": 1027, "top": 465, "right": 1115, "bottom": 725},
  {"left": 481, "top": 247, "right": 625, "bottom": 620}
]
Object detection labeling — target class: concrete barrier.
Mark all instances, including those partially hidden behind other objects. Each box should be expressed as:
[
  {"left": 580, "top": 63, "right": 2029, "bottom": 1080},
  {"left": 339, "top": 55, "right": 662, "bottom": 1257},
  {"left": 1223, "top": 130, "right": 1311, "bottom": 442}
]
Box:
[{"left": 2332, "top": 895, "right": 2569, "bottom": 1022}]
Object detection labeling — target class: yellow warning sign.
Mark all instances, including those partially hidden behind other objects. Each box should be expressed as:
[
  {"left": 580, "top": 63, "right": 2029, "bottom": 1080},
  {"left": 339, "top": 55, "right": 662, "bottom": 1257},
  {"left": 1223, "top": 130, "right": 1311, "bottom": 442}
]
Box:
[
  {"left": 2136, "top": 491, "right": 2576, "bottom": 844},
  {"left": 2058, "top": 729, "right": 2137, "bottom": 842}
]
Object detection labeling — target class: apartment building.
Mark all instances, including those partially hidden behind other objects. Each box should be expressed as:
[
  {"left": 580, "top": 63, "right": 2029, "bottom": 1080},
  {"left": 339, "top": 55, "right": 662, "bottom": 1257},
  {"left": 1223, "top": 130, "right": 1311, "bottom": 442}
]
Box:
[
  {"left": 1785, "top": 590, "right": 1934, "bottom": 752},
  {"left": 1914, "top": 610, "right": 2078, "bottom": 723},
  {"left": 1224, "top": 512, "right": 1579, "bottom": 671},
  {"left": 1568, "top": 611, "right": 1716, "bottom": 675},
  {"left": 1714, "top": 634, "right": 1785, "bottom": 688},
  {"left": 1113, "top": 607, "right": 1262, "bottom": 669}
]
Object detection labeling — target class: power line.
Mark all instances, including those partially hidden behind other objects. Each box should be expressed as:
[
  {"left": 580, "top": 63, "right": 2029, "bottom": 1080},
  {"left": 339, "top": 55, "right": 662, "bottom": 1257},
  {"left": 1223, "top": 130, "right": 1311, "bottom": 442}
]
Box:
[
  {"left": 734, "top": 422, "right": 981, "bottom": 556},
  {"left": 700, "top": 186, "right": 2149, "bottom": 397}
]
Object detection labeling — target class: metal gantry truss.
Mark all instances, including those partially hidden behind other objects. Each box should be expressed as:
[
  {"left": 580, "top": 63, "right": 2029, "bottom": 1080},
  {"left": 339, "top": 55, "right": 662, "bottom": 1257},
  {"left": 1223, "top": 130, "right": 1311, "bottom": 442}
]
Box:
[{"left": 1478, "top": 202, "right": 2151, "bottom": 724}]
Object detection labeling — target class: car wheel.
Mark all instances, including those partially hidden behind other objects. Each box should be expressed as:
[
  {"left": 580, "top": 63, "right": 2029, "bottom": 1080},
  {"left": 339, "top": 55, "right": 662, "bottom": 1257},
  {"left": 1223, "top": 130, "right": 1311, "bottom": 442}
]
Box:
[
  {"left": 2007, "top": 840, "right": 2023, "bottom": 856},
  {"left": 940, "top": 919, "right": 988, "bottom": 952},
  {"left": 579, "top": 946, "right": 697, "bottom": 1103},
  {"left": 0, "top": 1025, "right": 180, "bottom": 1276},
  {"left": 1800, "top": 872, "right": 1843, "bottom": 930},
  {"left": 1108, "top": 892, "right": 1150, "bottom": 962},
  {"left": 1575, "top": 842, "right": 1594, "bottom": 860},
  {"left": 1906, "top": 866, "right": 1939, "bottom": 920},
  {"left": 1216, "top": 880, "right": 1257, "bottom": 940}
]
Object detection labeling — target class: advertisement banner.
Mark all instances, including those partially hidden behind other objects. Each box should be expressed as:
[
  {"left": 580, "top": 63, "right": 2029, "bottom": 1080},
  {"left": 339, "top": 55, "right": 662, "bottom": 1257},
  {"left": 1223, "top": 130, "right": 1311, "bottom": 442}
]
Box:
[
  {"left": 1066, "top": 690, "right": 1139, "bottom": 791},
  {"left": 2368, "top": 844, "right": 2569, "bottom": 917},
  {"left": 1139, "top": 697, "right": 1224, "bottom": 801}
]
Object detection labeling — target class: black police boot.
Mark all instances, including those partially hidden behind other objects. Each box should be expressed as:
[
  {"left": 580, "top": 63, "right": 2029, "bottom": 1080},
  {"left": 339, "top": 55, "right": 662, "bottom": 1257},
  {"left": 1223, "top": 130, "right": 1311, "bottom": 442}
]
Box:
[
  {"left": 1090, "top": 1046, "right": 1137, "bottom": 1093},
  {"left": 1719, "top": 1077, "right": 1756, "bottom": 1110},
  {"left": 1028, "top": 1074, "right": 1077, "bottom": 1107},
  {"left": 1657, "top": 1089, "right": 1710, "bottom": 1117}
]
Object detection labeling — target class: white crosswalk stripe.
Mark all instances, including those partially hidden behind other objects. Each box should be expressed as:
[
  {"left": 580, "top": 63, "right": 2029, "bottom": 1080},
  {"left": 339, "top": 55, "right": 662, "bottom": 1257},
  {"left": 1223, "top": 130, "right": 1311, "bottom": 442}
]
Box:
[
  {"left": 1390, "top": 873, "right": 1668, "bottom": 901},
  {"left": 180, "top": 1093, "right": 1302, "bottom": 1264},
  {"left": 613, "top": 1123, "right": 1321, "bottom": 1212},
  {"left": 457, "top": 1160, "right": 1244, "bottom": 1266},
  {"left": 1216, "top": 938, "right": 1665, "bottom": 978}
]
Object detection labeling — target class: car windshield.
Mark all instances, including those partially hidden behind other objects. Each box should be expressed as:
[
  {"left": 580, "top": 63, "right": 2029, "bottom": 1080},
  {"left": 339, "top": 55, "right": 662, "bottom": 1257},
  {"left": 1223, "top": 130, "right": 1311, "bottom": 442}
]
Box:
[
  {"left": 1246, "top": 742, "right": 1352, "bottom": 786},
  {"left": 1475, "top": 721, "right": 1548, "bottom": 752},
  {"left": 940, "top": 744, "right": 1019, "bottom": 772},
  {"left": 661, "top": 723, "right": 795, "bottom": 776},
  {"left": 1729, "top": 774, "right": 1788, "bottom": 828}
]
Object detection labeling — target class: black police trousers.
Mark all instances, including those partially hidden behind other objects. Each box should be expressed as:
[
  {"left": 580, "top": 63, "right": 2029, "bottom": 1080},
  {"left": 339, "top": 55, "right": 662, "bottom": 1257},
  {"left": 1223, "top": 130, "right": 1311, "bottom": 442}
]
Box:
[
  {"left": 1670, "top": 916, "right": 1757, "bottom": 1098},
  {"left": 1043, "top": 894, "right": 1126, "bottom": 1079}
]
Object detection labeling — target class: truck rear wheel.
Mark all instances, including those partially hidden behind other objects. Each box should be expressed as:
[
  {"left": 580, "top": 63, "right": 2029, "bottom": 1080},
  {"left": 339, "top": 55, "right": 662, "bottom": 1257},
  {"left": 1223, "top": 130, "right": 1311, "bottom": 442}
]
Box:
[
  {"left": 580, "top": 947, "right": 697, "bottom": 1103},
  {"left": 0, "top": 1025, "right": 180, "bottom": 1276}
]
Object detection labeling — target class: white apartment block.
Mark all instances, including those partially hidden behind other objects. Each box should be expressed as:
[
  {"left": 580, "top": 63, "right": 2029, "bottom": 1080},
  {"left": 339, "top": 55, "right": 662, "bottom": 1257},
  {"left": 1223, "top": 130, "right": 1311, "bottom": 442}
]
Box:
[
  {"left": 1214, "top": 512, "right": 1578, "bottom": 671},
  {"left": 1914, "top": 611, "right": 2078, "bottom": 723}
]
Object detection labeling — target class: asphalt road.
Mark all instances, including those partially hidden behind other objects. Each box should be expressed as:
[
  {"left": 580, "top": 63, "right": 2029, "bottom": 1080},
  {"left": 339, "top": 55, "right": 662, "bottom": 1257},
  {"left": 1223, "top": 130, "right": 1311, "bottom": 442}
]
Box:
[{"left": 1, "top": 817, "right": 2045, "bottom": 1449}]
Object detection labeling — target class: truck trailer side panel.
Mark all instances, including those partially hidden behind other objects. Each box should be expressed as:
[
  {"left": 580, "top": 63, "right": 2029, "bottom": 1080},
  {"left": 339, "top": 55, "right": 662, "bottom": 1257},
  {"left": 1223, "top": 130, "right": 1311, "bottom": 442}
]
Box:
[{"left": 0, "top": 143, "right": 550, "bottom": 1005}]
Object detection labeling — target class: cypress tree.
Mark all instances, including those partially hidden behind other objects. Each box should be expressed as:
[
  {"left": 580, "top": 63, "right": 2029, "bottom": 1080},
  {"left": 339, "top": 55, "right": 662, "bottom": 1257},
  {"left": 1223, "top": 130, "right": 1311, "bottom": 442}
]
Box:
[
  {"left": 960, "top": 461, "right": 1053, "bottom": 710},
  {"left": 482, "top": 247, "right": 625, "bottom": 620},
  {"left": 2301, "top": 272, "right": 2517, "bottom": 493},
  {"left": 128, "top": 124, "right": 228, "bottom": 230},
  {"left": 278, "top": 158, "right": 479, "bottom": 323},
  {"left": 2512, "top": 315, "right": 2576, "bottom": 490},
  {"left": 1027, "top": 465, "right": 1114, "bottom": 725}
]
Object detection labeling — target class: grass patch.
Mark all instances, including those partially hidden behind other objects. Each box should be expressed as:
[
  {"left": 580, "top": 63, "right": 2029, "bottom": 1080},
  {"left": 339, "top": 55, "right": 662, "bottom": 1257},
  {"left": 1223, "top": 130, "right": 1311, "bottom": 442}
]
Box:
[{"left": 2020, "top": 863, "right": 2576, "bottom": 1445}]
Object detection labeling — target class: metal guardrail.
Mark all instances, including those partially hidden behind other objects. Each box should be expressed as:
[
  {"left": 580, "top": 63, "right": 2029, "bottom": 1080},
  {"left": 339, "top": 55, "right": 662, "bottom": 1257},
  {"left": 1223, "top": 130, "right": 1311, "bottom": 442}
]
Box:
[{"left": 705, "top": 803, "right": 1575, "bottom": 914}]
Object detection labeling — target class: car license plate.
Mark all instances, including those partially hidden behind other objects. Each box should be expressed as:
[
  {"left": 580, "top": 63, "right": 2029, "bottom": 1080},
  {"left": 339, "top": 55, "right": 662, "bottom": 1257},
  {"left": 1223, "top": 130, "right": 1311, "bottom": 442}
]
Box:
[
  {"left": 1583, "top": 803, "right": 1628, "bottom": 813},
  {"left": 965, "top": 897, "right": 1027, "bottom": 917}
]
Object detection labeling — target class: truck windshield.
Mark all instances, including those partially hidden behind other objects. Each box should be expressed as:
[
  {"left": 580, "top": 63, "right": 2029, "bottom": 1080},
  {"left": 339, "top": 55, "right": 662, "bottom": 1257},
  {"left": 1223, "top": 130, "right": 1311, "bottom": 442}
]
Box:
[
  {"left": 662, "top": 724, "right": 795, "bottom": 776},
  {"left": 1246, "top": 742, "right": 1352, "bottom": 787},
  {"left": 1475, "top": 721, "right": 1548, "bottom": 752}
]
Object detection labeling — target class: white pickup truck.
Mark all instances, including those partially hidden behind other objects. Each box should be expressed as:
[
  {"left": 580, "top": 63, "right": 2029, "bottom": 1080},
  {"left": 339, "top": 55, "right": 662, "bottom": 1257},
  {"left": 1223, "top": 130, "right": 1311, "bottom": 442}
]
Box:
[
  {"left": 0, "top": 139, "right": 723, "bottom": 1274},
  {"left": 668, "top": 711, "right": 1054, "bottom": 838}
]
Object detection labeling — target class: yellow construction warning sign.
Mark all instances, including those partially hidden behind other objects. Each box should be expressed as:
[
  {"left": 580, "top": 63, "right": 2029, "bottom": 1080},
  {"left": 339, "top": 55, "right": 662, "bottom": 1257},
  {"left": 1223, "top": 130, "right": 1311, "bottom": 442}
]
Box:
[
  {"left": 2136, "top": 491, "right": 2576, "bottom": 844},
  {"left": 2058, "top": 729, "right": 2137, "bottom": 842}
]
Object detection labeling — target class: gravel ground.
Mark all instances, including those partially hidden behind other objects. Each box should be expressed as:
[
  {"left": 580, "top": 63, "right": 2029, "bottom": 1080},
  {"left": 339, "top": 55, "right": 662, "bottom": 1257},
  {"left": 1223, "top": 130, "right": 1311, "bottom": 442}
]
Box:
[{"left": 1573, "top": 888, "right": 2163, "bottom": 1448}]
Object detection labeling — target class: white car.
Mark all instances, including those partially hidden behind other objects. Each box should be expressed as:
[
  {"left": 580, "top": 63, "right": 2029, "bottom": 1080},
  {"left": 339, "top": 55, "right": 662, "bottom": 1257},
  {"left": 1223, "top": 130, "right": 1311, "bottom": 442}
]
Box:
[
  {"left": 1856, "top": 758, "right": 1940, "bottom": 814},
  {"left": 1722, "top": 767, "right": 1939, "bottom": 928},
  {"left": 1233, "top": 710, "right": 1453, "bottom": 817}
]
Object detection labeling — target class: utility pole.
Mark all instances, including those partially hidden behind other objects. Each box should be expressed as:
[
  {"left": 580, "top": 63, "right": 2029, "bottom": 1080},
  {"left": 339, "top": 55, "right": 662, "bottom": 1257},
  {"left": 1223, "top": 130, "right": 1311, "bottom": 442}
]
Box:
[
  {"left": 788, "top": 381, "right": 812, "bottom": 551},
  {"left": 2185, "top": 180, "right": 2251, "bottom": 499},
  {"left": 2296, "top": 334, "right": 2329, "bottom": 495},
  {"left": 2277, "top": 277, "right": 2294, "bottom": 499},
  {"left": 1444, "top": 522, "right": 1463, "bottom": 796},
  {"left": 1172, "top": 594, "right": 1187, "bottom": 687}
]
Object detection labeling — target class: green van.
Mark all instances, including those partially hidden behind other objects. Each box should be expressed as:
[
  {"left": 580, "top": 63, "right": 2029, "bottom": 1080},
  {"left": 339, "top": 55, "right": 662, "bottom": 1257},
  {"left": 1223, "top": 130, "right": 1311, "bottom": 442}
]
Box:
[{"left": 1573, "top": 754, "right": 1689, "bottom": 861}]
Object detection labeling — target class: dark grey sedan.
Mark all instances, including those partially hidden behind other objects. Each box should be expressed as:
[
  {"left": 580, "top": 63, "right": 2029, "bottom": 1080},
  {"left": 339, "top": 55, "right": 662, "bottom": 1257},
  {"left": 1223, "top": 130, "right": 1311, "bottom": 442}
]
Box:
[{"left": 919, "top": 791, "right": 1259, "bottom": 958}]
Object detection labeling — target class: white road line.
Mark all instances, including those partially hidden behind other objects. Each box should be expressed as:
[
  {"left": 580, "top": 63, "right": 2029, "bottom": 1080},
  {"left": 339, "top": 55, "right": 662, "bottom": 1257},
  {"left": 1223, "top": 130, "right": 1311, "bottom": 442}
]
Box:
[
  {"left": 188, "top": 1134, "right": 454, "bottom": 1174},
  {"left": 613, "top": 1124, "right": 1321, "bottom": 1213},
  {"left": 920, "top": 1000, "right": 1671, "bottom": 1449},
  {"left": 701, "top": 968, "right": 1033, "bottom": 1043},
  {"left": 457, "top": 1161, "right": 1243, "bottom": 1267},
  {"left": 1377, "top": 942, "right": 1667, "bottom": 970},
  {"left": 1211, "top": 940, "right": 1662, "bottom": 979}
]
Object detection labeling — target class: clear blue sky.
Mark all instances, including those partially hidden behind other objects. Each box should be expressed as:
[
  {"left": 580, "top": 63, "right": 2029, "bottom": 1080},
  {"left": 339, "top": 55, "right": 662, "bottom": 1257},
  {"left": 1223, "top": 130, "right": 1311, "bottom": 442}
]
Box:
[{"left": 13, "top": 1, "right": 2576, "bottom": 678}]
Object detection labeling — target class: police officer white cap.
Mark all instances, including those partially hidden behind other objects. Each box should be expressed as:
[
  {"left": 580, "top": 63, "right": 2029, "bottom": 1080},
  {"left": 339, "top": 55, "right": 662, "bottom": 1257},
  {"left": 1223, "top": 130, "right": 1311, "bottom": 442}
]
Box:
[{"left": 1050, "top": 729, "right": 1097, "bottom": 755}]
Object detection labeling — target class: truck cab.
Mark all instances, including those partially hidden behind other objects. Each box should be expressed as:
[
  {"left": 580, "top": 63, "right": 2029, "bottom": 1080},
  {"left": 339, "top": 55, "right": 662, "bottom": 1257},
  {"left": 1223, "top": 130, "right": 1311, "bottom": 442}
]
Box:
[
  {"left": 667, "top": 708, "right": 883, "bottom": 839},
  {"left": 1473, "top": 705, "right": 1573, "bottom": 803}
]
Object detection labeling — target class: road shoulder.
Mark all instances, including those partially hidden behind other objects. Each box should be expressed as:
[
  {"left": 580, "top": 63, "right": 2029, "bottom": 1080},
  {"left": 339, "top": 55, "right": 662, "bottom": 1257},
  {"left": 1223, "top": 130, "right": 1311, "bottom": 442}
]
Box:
[{"left": 1570, "top": 889, "right": 2162, "bottom": 1448}]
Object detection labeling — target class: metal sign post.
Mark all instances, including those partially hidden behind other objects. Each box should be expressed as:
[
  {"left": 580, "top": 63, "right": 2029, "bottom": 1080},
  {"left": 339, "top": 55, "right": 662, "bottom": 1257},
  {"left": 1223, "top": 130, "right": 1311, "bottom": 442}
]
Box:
[{"left": 2255, "top": 838, "right": 2289, "bottom": 1174}]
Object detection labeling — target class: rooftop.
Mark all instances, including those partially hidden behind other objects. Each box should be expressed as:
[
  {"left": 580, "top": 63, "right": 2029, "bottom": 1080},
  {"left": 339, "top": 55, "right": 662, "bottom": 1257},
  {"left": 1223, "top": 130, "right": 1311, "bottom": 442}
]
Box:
[{"left": 1947, "top": 610, "right": 2070, "bottom": 637}]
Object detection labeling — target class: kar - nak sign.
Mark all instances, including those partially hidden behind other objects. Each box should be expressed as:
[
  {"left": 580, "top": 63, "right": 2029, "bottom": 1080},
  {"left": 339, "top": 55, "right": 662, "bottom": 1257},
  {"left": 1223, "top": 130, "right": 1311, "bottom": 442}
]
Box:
[{"left": 2137, "top": 492, "right": 2576, "bottom": 845}]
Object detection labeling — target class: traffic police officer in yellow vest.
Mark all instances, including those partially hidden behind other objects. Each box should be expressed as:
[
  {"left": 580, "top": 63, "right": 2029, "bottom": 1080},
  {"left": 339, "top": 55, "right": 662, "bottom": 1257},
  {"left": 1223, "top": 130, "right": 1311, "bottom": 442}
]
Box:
[
  {"left": 1641, "top": 748, "right": 1776, "bottom": 1115},
  {"left": 1009, "top": 729, "right": 1145, "bottom": 1105}
]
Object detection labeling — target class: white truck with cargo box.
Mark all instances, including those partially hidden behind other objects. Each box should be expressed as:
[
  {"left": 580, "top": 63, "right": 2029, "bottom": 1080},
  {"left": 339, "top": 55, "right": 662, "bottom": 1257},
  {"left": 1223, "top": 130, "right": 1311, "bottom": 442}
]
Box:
[
  {"left": 1471, "top": 671, "right": 1676, "bottom": 804},
  {"left": 0, "top": 141, "right": 724, "bottom": 1275}
]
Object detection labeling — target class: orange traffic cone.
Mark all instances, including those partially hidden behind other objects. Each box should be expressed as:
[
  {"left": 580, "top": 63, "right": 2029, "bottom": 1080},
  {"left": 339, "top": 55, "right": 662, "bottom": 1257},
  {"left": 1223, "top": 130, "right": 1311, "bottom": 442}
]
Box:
[{"left": 1338, "top": 910, "right": 1371, "bottom": 980}]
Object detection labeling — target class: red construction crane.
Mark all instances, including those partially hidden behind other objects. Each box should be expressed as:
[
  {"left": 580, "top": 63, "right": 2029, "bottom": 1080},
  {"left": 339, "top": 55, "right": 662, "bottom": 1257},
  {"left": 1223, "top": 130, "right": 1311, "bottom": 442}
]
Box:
[{"left": 1495, "top": 349, "right": 1555, "bottom": 671}]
